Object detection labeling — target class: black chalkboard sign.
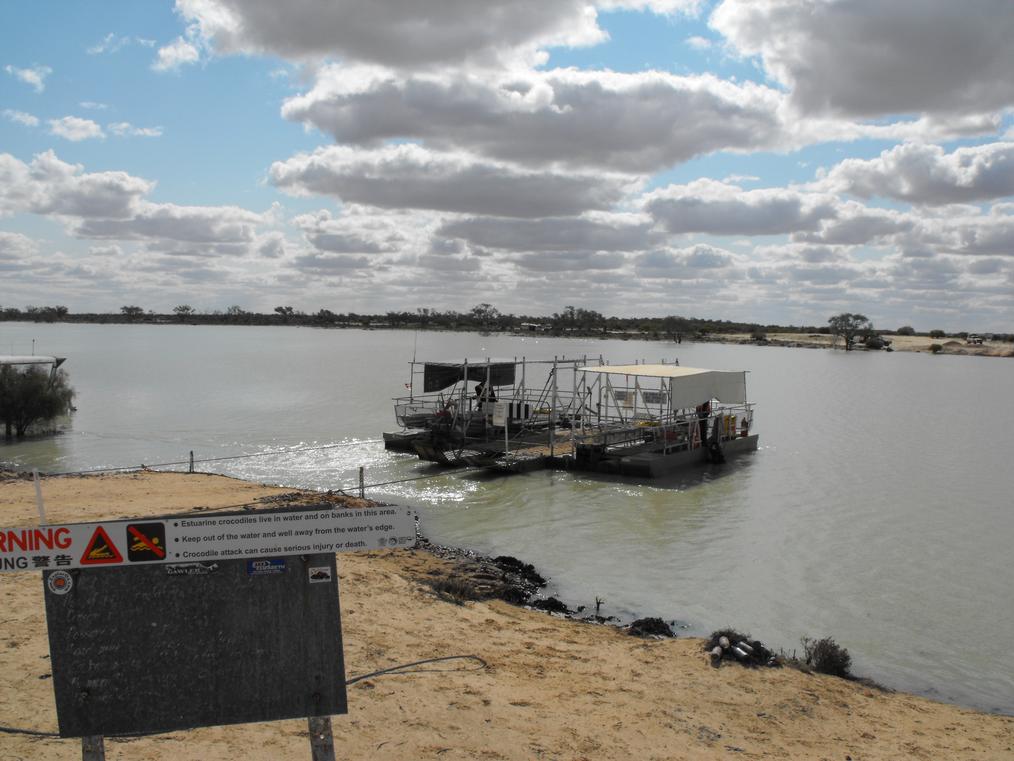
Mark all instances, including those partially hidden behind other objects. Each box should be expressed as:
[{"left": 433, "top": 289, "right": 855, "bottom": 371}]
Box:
[{"left": 43, "top": 552, "right": 346, "bottom": 737}]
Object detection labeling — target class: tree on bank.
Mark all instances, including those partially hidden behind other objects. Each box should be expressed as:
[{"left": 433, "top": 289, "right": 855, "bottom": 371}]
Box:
[
  {"left": 173, "top": 304, "right": 195, "bottom": 321},
  {"left": 0, "top": 366, "right": 76, "bottom": 439},
  {"left": 828, "top": 313, "right": 873, "bottom": 351}
]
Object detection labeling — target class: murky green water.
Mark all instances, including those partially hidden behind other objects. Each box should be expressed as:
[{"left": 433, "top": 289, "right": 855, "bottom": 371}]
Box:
[{"left": 3, "top": 322, "right": 1013, "bottom": 714}]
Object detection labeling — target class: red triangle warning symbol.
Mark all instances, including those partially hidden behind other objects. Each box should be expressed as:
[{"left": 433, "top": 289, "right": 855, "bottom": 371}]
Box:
[{"left": 80, "top": 526, "right": 124, "bottom": 565}]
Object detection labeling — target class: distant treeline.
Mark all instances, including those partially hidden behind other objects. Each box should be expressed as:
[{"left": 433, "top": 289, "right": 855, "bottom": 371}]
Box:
[{"left": 1, "top": 303, "right": 1011, "bottom": 342}]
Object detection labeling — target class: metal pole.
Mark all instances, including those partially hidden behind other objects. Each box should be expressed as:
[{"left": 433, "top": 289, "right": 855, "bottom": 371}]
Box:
[
  {"left": 571, "top": 359, "right": 577, "bottom": 455},
  {"left": 189, "top": 450, "right": 195, "bottom": 473},
  {"left": 358, "top": 466, "right": 365, "bottom": 499},
  {"left": 82, "top": 735, "right": 106, "bottom": 761},
  {"left": 549, "top": 357, "right": 556, "bottom": 458},
  {"left": 307, "top": 716, "right": 337, "bottom": 761},
  {"left": 32, "top": 469, "right": 46, "bottom": 525}
]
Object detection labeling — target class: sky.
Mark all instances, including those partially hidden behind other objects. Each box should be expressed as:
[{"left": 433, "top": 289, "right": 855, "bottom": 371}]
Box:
[{"left": 1, "top": 0, "right": 1013, "bottom": 331}]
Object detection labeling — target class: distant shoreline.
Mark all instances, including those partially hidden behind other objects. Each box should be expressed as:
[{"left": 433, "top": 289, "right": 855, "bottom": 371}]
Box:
[
  {"left": 708, "top": 331, "right": 1014, "bottom": 358},
  {"left": 3, "top": 316, "right": 1011, "bottom": 358}
]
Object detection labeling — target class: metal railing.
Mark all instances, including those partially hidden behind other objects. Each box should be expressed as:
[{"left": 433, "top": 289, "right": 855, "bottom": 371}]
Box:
[{"left": 574, "top": 403, "right": 754, "bottom": 454}]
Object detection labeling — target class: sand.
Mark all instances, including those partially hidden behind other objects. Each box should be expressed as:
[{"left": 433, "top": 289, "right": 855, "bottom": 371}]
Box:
[
  {"left": 0, "top": 471, "right": 1011, "bottom": 760},
  {"left": 711, "top": 333, "right": 1013, "bottom": 357}
]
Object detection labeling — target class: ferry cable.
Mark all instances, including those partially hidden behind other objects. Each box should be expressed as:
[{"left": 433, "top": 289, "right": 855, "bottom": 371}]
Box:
[
  {"left": 0, "top": 656, "right": 488, "bottom": 740},
  {"left": 43, "top": 439, "right": 386, "bottom": 477},
  {"left": 151, "top": 465, "right": 483, "bottom": 516}
]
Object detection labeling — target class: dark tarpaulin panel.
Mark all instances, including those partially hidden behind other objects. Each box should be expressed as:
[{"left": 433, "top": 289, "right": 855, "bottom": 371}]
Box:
[{"left": 423, "top": 362, "right": 516, "bottom": 392}]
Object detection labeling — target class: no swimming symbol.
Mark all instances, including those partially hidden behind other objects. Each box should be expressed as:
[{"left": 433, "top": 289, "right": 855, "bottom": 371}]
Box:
[{"left": 126, "top": 523, "right": 166, "bottom": 562}]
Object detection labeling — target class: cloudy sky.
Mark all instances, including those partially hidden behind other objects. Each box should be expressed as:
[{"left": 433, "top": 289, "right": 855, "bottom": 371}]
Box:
[{"left": 2, "top": 0, "right": 1013, "bottom": 330}]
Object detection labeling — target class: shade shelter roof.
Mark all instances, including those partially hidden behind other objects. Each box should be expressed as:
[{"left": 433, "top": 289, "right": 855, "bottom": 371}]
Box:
[{"left": 577, "top": 364, "right": 748, "bottom": 408}]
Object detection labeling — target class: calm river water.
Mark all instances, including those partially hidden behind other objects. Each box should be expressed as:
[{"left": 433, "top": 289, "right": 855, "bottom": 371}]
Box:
[{"left": 3, "top": 323, "right": 1013, "bottom": 714}]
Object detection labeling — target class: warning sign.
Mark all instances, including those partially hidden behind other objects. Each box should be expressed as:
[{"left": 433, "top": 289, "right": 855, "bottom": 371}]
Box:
[
  {"left": 127, "top": 523, "right": 166, "bottom": 562},
  {"left": 80, "top": 527, "right": 123, "bottom": 565},
  {"left": 0, "top": 506, "right": 415, "bottom": 573}
]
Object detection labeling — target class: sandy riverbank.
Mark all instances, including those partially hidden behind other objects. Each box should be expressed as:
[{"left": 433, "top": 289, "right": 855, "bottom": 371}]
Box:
[
  {"left": 711, "top": 332, "right": 1013, "bottom": 357},
  {"left": 0, "top": 471, "right": 1011, "bottom": 760}
]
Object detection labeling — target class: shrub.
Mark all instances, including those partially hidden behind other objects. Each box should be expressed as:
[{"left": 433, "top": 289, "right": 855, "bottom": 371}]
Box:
[
  {"left": 929, "top": 343, "right": 943, "bottom": 354},
  {"left": 802, "top": 637, "right": 852, "bottom": 678},
  {"left": 0, "top": 366, "right": 75, "bottom": 439},
  {"left": 929, "top": 329, "right": 946, "bottom": 338},
  {"left": 896, "top": 326, "right": 915, "bottom": 336}
]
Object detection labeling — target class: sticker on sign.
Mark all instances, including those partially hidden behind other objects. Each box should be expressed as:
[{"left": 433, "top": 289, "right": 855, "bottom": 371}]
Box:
[{"left": 0, "top": 506, "right": 415, "bottom": 573}]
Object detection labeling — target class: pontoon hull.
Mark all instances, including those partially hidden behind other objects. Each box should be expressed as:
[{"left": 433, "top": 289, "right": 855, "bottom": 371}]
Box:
[{"left": 564, "top": 434, "right": 759, "bottom": 478}]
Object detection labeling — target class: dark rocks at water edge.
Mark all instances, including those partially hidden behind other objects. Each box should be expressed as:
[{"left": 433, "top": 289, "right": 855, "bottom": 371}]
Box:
[
  {"left": 530, "top": 597, "right": 570, "bottom": 614},
  {"left": 414, "top": 535, "right": 548, "bottom": 604},
  {"left": 415, "top": 534, "right": 683, "bottom": 632},
  {"left": 492, "top": 555, "right": 546, "bottom": 587},
  {"left": 627, "top": 617, "right": 677, "bottom": 638},
  {"left": 0, "top": 470, "right": 35, "bottom": 482}
]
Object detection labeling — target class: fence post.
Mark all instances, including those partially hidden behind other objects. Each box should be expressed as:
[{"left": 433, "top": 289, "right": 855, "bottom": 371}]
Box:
[
  {"left": 307, "top": 716, "right": 336, "bottom": 761},
  {"left": 33, "top": 469, "right": 47, "bottom": 525},
  {"left": 358, "top": 466, "right": 365, "bottom": 499},
  {"left": 189, "top": 450, "right": 195, "bottom": 473},
  {"left": 82, "top": 735, "right": 106, "bottom": 761}
]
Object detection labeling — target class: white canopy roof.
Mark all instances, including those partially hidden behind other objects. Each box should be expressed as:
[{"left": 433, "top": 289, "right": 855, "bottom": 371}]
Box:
[
  {"left": 0, "top": 355, "right": 62, "bottom": 366},
  {"left": 578, "top": 364, "right": 748, "bottom": 408}
]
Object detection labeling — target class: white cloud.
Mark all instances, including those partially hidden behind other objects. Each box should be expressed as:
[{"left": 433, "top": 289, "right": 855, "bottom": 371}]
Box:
[
  {"left": 636, "top": 244, "right": 737, "bottom": 279},
  {"left": 513, "top": 250, "right": 626, "bottom": 271},
  {"left": 793, "top": 203, "right": 914, "bottom": 246},
  {"left": 73, "top": 201, "right": 265, "bottom": 244},
  {"left": 79, "top": 101, "right": 109, "bottom": 110},
  {"left": 282, "top": 66, "right": 787, "bottom": 173},
  {"left": 600, "top": 0, "right": 702, "bottom": 13},
  {"left": 0, "top": 150, "right": 275, "bottom": 264},
  {"left": 108, "top": 122, "right": 164, "bottom": 138},
  {"left": 438, "top": 213, "right": 659, "bottom": 252},
  {"left": 645, "top": 179, "right": 838, "bottom": 235},
  {"left": 819, "top": 141, "right": 1014, "bottom": 205},
  {"left": 152, "top": 36, "right": 201, "bottom": 72},
  {"left": 270, "top": 144, "right": 637, "bottom": 217},
  {"left": 711, "top": 0, "right": 1014, "bottom": 119},
  {"left": 291, "top": 252, "right": 371, "bottom": 274},
  {"left": 0, "top": 231, "right": 38, "bottom": 261},
  {"left": 292, "top": 209, "right": 404, "bottom": 254},
  {"left": 87, "top": 34, "right": 158, "bottom": 54},
  {"left": 174, "top": 0, "right": 605, "bottom": 69},
  {"left": 4, "top": 64, "right": 52, "bottom": 93},
  {"left": 49, "top": 116, "right": 106, "bottom": 142},
  {"left": 88, "top": 244, "right": 123, "bottom": 257},
  {"left": 87, "top": 33, "right": 130, "bottom": 55},
  {"left": 2, "top": 109, "right": 39, "bottom": 127},
  {"left": 942, "top": 210, "right": 1014, "bottom": 258},
  {"left": 0, "top": 151, "right": 152, "bottom": 219},
  {"left": 685, "top": 35, "right": 712, "bottom": 50}
]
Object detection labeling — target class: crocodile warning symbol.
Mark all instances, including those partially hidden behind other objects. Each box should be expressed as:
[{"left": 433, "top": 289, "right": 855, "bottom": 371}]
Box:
[{"left": 79, "top": 526, "right": 123, "bottom": 565}]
